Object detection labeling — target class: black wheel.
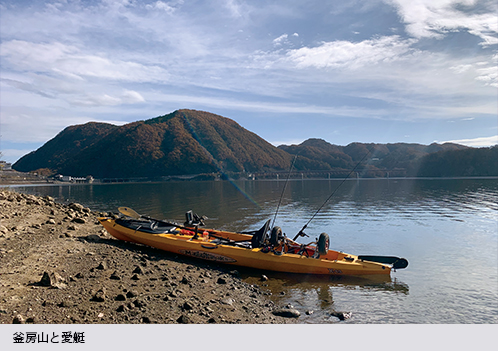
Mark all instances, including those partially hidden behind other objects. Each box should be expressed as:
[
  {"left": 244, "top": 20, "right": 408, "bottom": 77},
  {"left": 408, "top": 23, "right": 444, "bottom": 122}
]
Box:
[
  {"left": 317, "top": 233, "right": 329, "bottom": 255},
  {"left": 270, "top": 226, "right": 282, "bottom": 246}
]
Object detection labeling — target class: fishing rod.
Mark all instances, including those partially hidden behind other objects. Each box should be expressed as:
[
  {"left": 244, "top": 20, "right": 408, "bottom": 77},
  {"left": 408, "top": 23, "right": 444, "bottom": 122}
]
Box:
[
  {"left": 292, "top": 147, "right": 372, "bottom": 241},
  {"left": 271, "top": 153, "right": 298, "bottom": 229}
]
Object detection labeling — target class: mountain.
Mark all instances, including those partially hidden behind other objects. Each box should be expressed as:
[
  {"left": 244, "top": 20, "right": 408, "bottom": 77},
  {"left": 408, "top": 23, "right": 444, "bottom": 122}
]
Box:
[
  {"left": 13, "top": 110, "right": 496, "bottom": 178},
  {"left": 13, "top": 110, "right": 291, "bottom": 178}
]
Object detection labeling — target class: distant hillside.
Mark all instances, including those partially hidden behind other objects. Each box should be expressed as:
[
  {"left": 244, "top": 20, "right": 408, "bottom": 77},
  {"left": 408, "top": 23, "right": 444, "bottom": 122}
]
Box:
[
  {"left": 13, "top": 110, "right": 291, "bottom": 178},
  {"left": 416, "top": 146, "right": 498, "bottom": 177},
  {"left": 278, "top": 138, "right": 474, "bottom": 176}
]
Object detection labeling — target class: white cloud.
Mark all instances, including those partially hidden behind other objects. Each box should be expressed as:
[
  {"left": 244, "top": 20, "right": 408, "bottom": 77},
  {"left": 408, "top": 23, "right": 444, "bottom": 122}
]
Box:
[
  {"left": 450, "top": 53, "right": 498, "bottom": 87},
  {"left": 273, "top": 34, "right": 289, "bottom": 46},
  {"left": 145, "top": 0, "right": 184, "bottom": 14},
  {"left": 121, "top": 90, "right": 146, "bottom": 104},
  {"left": 385, "top": 0, "right": 498, "bottom": 46},
  {"left": 285, "top": 36, "right": 417, "bottom": 69},
  {"left": 440, "top": 135, "right": 498, "bottom": 147}
]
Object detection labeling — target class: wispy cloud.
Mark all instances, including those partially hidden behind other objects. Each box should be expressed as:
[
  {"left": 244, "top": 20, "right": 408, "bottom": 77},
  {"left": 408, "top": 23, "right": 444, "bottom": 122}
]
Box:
[
  {"left": 440, "top": 135, "right": 498, "bottom": 147},
  {"left": 285, "top": 35, "right": 417, "bottom": 69},
  {"left": 70, "top": 90, "right": 145, "bottom": 107},
  {"left": 0, "top": 40, "right": 170, "bottom": 83}
]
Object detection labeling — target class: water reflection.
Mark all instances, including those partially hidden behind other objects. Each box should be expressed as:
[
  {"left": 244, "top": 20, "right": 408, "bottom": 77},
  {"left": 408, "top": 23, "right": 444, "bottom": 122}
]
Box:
[{"left": 242, "top": 270, "right": 409, "bottom": 323}]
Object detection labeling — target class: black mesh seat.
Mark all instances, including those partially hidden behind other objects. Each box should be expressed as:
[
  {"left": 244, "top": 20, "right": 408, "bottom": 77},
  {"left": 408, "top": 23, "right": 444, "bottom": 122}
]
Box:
[
  {"left": 115, "top": 218, "right": 177, "bottom": 234},
  {"left": 251, "top": 219, "right": 271, "bottom": 248}
]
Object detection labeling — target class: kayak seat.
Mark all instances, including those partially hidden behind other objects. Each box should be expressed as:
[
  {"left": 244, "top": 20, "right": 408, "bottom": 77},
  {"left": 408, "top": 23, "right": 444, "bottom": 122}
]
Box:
[
  {"left": 116, "top": 218, "right": 177, "bottom": 234},
  {"left": 251, "top": 219, "right": 271, "bottom": 248}
]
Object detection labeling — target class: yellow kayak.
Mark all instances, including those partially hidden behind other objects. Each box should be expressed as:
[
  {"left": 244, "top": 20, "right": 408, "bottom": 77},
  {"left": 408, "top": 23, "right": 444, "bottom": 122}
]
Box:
[{"left": 99, "top": 212, "right": 407, "bottom": 276}]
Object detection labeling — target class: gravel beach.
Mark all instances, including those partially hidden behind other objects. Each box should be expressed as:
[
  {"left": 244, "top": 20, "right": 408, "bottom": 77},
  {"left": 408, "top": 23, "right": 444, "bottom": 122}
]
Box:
[{"left": 0, "top": 189, "right": 298, "bottom": 324}]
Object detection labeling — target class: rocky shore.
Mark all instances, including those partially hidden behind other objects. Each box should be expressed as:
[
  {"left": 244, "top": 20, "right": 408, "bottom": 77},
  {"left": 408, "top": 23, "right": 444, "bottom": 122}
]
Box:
[{"left": 0, "top": 189, "right": 298, "bottom": 324}]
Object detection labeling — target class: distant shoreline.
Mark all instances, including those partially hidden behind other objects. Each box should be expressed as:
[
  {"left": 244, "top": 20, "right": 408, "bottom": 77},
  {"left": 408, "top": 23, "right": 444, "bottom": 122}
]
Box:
[{"left": 2, "top": 174, "right": 497, "bottom": 188}]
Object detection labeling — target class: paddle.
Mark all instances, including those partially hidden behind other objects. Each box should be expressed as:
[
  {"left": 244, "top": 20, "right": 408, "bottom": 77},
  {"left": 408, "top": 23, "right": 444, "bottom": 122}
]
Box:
[
  {"left": 118, "top": 207, "right": 141, "bottom": 219},
  {"left": 357, "top": 255, "right": 409, "bottom": 269}
]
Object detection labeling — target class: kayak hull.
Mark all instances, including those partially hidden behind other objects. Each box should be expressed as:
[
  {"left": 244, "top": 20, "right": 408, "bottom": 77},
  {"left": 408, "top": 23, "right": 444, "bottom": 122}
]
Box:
[{"left": 99, "top": 217, "right": 391, "bottom": 276}]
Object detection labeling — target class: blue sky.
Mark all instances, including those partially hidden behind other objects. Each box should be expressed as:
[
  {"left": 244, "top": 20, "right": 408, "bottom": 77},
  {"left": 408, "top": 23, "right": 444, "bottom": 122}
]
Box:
[{"left": 0, "top": 0, "right": 497, "bottom": 164}]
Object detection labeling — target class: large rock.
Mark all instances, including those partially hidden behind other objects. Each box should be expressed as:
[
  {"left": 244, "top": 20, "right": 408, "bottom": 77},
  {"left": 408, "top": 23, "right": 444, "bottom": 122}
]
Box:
[
  {"left": 69, "top": 203, "right": 84, "bottom": 212},
  {"left": 272, "top": 308, "right": 301, "bottom": 318},
  {"left": 39, "top": 271, "right": 66, "bottom": 289}
]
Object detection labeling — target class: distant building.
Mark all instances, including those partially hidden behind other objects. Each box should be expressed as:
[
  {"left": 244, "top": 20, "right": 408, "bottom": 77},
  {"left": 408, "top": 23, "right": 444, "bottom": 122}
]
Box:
[
  {"left": 54, "top": 174, "right": 94, "bottom": 183},
  {"left": 0, "top": 161, "right": 12, "bottom": 170}
]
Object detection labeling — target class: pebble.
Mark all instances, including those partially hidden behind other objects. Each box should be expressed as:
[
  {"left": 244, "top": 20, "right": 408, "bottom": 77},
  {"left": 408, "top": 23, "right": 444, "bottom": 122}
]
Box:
[
  {"left": 91, "top": 288, "right": 106, "bottom": 302},
  {"left": 133, "top": 299, "right": 146, "bottom": 308},
  {"left": 115, "top": 294, "right": 127, "bottom": 301},
  {"left": 13, "top": 314, "right": 25, "bottom": 324},
  {"left": 132, "top": 266, "right": 144, "bottom": 274},
  {"left": 272, "top": 308, "right": 301, "bottom": 318},
  {"left": 126, "top": 290, "right": 138, "bottom": 298},
  {"left": 331, "top": 311, "right": 352, "bottom": 321},
  {"left": 176, "top": 315, "right": 191, "bottom": 324},
  {"left": 69, "top": 203, "right": 84, "bottom": 212},
  {"left": 116, "top": 305, "right": 128, "bottom": 312},
  {"left": 217, "top": 277, "right": 227, "bottom": 284},
  {"left": 221, "top": 298, "right": 234, "bottom": 306},
  {"left": 182, "top": 301, "right": 194, "bottom": 311}
]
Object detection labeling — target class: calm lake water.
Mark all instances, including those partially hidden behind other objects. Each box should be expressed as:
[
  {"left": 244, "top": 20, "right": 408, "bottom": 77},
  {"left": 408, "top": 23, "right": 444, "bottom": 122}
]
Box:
[{"left": 8, "top": 178, "right": 498, "bottom": 324}]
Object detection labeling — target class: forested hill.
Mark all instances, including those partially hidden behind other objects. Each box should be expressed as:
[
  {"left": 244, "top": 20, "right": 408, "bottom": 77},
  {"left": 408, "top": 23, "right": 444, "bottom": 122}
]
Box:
[
  {"left": 278, "top": 138, "right": 496, "bottom": 177},
  {"left": 13, "top": 110, "right": 291, "bottom": 178},
  {"left": 12, "top": 110, "right": 497, "bottom": 178}
]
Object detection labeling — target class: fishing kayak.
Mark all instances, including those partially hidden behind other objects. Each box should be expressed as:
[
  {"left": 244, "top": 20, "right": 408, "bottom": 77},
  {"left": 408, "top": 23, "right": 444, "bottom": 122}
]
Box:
[{"left": 99, "top": 209, "right": 408, "bottom": 276}]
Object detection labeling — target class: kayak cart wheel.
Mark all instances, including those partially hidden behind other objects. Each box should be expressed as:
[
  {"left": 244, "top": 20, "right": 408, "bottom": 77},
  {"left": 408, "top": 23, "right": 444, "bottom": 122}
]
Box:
[
  {"left": 317, "top": 233, "right": 329, "bottom": 255},
  {"left": 270, "top": 226, "right": 283, "bottom": 246}
]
